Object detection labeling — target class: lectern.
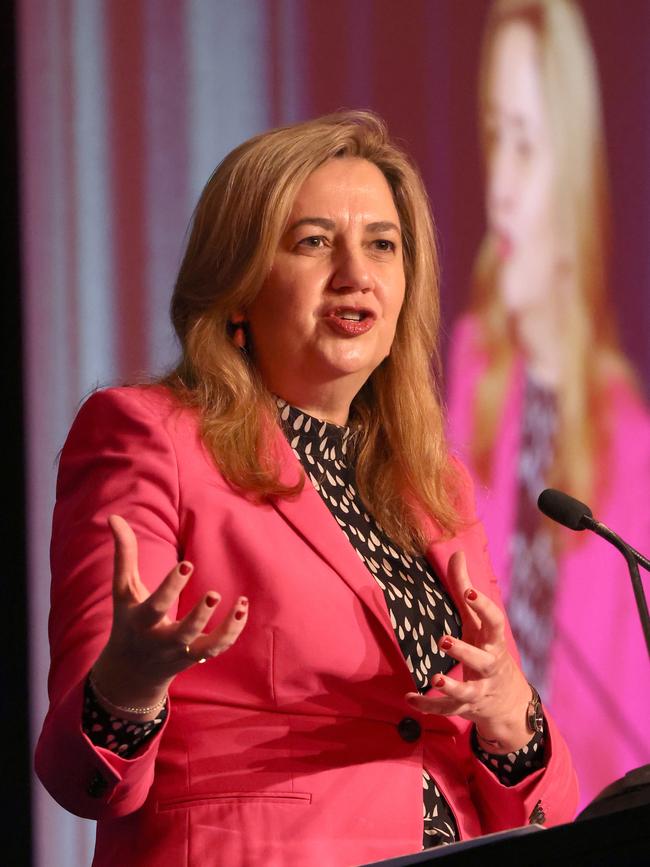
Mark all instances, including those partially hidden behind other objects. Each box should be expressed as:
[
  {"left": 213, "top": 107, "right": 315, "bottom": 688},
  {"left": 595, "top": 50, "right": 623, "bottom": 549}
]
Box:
[{"left": 359, "top": 801, "right": 649, "bottom": 866}]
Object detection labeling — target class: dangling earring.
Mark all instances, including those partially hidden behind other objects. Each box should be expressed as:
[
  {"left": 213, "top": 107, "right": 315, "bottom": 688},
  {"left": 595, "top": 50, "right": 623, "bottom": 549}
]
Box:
[
  {"left": 232, "top": 324, "right": 246, "bottom": 349},
  {"left": 228, "top": 316, "right": 248, "bottom": 351}
]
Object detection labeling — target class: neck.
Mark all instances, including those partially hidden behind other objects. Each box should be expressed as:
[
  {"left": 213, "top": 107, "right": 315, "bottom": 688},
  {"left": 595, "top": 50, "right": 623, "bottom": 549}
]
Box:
[
  {"left": 514, "top": 306, "right": 562, "bottom": 390},
  {"left": 270, "top": 378, "right": 363, "bottom": 426}
]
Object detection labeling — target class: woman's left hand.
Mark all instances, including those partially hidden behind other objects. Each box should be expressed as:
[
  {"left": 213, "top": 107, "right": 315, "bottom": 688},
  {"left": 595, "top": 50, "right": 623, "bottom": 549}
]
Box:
[{"left": 405, "top": 550, "right": 533, "bottom": 753}]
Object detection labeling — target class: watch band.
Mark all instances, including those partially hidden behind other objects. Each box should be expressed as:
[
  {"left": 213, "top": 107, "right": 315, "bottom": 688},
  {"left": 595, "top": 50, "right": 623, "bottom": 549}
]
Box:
[{"left": 526, "top": 683, "right": 544, "bottom": 734}]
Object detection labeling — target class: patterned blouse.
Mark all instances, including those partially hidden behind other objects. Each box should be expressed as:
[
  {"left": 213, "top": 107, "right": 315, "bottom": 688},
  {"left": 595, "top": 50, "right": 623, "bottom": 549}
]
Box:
[{"left": 83, "top": 399, "right": 545, "bottom": 849}]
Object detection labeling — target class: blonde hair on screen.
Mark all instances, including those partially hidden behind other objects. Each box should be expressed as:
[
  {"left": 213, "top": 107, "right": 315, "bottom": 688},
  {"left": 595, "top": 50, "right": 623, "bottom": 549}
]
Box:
[
  {"left": 470, "top": 0, "right": 636, "bottom": 506},
  {"left": 162, "top": 110, "right": 460, "bottom": 552}
]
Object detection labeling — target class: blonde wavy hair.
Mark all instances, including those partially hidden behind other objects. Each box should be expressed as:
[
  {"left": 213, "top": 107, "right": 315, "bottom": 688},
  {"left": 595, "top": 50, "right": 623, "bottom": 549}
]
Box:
[
  {"left": 163, "top": 111, "right": 460, "bottom": 553},
  {"left": 470, "top": 0, "right": 636, "bottom": 507}
]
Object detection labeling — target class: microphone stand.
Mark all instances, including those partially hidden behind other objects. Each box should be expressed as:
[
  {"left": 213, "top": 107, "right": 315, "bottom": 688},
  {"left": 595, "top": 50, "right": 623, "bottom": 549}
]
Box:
[{"left": 581, "top": 516, "right": 650, "bottom": 659}]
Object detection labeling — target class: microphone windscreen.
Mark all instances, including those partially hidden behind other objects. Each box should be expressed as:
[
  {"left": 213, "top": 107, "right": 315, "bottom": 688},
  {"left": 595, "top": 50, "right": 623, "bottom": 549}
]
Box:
[{"left": 537, "top": 488, "right": 593, "bottom": 531}]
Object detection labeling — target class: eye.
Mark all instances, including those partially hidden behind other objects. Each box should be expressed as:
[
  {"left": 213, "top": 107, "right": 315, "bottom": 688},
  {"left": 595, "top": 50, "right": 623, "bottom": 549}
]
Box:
[
  {"left": 372, "top": 239, "right": 396, "bottom": 253},
  {"left": 297, "top": 235, "right": 327, "bottom": 249}
]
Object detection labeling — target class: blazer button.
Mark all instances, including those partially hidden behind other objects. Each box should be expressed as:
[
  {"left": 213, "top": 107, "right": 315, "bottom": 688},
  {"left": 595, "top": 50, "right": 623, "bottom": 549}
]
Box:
[
  {"left": 86, "top": 771, "right": 108, "bottom": 799},
  {"left": 397, "top": 717, "right": 422, "bottom": 742}
]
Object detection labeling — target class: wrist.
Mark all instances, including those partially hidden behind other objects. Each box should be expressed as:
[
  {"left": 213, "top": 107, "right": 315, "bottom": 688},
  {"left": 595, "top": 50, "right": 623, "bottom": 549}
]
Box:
[
  {"left": 90, "top": 652, "right": 171, "bottom": 722},
  {"left": 88, "top": 669, "right": 168, "bottom": 722},
  {"left": 475, "top": 682, "right": 543, "bottom": 754}
]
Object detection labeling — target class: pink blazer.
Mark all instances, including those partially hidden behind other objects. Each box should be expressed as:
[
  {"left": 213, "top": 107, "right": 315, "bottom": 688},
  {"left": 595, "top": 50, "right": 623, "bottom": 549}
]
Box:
[
  {"left": 36, "top": 386, "right": 578, "bottom": 867},
  {"left": 446, "top": 314, "right": 650, "bottom": 810}
]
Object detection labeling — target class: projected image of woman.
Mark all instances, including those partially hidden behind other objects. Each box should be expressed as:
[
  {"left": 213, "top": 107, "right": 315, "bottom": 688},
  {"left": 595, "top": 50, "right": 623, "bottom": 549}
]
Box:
[{"left": 447, "top": 0, "right": 650, "bottom": 808}]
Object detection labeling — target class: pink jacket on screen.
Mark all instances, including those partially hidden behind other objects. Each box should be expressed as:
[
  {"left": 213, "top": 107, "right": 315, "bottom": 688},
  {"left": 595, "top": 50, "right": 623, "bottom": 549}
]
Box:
[
  {"left": 446, "top": 314, "right": 650, "bottom": 811},
  {"left": 36, "top": 386, "right": 578, "bottom": 867}
]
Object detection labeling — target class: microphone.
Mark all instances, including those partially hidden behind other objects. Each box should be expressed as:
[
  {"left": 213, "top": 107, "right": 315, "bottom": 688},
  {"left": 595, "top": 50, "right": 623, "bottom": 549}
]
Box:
[
  {"left": 537, "top": 488, "right": 593, "bottom": 531},
  {"left": 537, "top": 488, "right": 650, "bottom": 658}
]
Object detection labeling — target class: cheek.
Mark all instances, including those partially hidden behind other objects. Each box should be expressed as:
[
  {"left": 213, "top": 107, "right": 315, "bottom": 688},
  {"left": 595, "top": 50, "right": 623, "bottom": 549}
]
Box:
[
  {"left": 522, "top": 165, "right": 555, "bottom": 231},
  {"left": 391, "top": 286, "right": 406, "bottom": 327}
]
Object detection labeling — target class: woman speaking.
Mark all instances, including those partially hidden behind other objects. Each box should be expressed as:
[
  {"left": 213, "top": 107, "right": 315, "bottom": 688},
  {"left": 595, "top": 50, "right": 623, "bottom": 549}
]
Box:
[{"left": 36, "top": 111, "right": 577, "bottom": 866}]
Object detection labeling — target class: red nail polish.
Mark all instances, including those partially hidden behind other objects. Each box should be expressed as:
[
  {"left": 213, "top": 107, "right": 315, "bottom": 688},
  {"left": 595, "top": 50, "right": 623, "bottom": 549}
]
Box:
[
  {"left": 440, "top": 636, "right": 453, "bottom": 651},
  {"left": 235, "top": 609, "right": 246, "bottom": 621},
  {"left": 465, "top": 588, "right": 477, "bottom": 601},
  {"left": 179, "top": 562, "right": 192, "bottom": 576},
  {"left": 205, "top": 594, "right": 219, "bottom": 608},
  {"left": 434, "top": 676, "right": 445, "bottom": 688}
]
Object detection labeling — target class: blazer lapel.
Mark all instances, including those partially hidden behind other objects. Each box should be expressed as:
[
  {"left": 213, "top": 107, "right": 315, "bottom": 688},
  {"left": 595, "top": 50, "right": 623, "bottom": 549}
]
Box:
[{"left": 269, "top": 432, "right": 408, "bottom": 663}]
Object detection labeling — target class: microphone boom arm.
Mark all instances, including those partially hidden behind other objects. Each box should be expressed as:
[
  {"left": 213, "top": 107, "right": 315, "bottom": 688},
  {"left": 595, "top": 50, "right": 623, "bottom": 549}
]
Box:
[{"left": 580, "top": 515, "right": 650, "bottom": 658}]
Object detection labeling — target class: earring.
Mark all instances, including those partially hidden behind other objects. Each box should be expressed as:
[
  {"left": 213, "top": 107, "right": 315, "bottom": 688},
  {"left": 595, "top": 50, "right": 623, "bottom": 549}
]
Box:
[
  {"left": 228, "top": 316, "right": 248, "bottom": 351},
  {"left": 232, "top": 324, "right": 246, "bottom": 349}
]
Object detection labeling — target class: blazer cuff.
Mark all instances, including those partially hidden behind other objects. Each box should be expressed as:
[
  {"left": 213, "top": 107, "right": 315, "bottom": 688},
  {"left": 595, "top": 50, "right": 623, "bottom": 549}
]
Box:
[
  {"left": 35, "top": 676, "right": 170, "bottom": 820},
  {"left": 467, "top": 710, "right": 578, "bottom": 832}
]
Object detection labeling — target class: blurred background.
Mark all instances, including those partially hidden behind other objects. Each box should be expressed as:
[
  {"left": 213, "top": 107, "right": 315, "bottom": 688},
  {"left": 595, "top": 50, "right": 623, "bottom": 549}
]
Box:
[{"left": 5, "top": 1, "right": 649, "bottom": 865}]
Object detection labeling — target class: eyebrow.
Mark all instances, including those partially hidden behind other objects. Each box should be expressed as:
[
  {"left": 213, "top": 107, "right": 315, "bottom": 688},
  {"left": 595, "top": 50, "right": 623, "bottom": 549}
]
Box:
[{"left": 287, "top": 217, "right": 401, "bottom": 235}]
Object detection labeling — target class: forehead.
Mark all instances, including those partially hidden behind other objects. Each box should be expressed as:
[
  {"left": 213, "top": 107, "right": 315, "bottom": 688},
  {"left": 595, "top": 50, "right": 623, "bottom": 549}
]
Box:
[
  {"left": 486, "top": 21, "right": 546, "bottom": 133},
  {"left": 289, "top": 157, "right": 399, "bottom": 220}
]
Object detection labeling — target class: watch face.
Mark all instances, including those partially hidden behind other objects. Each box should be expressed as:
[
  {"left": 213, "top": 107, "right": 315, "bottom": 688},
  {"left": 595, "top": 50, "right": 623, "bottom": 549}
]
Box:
[
  {"left": 527, "top": 685, "right": 544, "bottom": 733},
  {"left": 530, "top": 706, "right": 544, "bottom": 733}
]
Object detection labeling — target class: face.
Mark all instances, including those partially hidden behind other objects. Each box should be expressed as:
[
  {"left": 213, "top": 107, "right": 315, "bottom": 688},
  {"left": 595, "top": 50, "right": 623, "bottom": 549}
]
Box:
[
  {"left": 246, "top": 157, "right": 406, "bottom": 408},
  {"left": 484, "top": 22, "right": 558, "bottom": 314}
]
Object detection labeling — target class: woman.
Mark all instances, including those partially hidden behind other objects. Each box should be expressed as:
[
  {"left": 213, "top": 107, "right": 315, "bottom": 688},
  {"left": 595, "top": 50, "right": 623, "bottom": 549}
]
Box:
[
  {"left": 447, "top": 0, "right": 650, "bottom": 810},
  {"left": 36, "top": 111, "right": 577, "bottom": 867}
]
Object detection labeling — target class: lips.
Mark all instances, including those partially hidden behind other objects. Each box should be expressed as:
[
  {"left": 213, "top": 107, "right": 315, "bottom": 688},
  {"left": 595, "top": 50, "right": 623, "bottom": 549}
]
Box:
[
  {"left": 323, "top": 306, "right": 376, "bottom": 336},
  {"left": 494, "top": 230, "right": 513, "bottom": 260}
]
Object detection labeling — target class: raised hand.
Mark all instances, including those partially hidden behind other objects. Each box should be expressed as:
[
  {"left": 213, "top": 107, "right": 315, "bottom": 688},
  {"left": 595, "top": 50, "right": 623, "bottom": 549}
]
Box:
[
  {"left": 90, "top": 515, "right": 248, "bottom": 720},
  {"left": 405, "top": 551, "right": 533, "bottom": 753}
]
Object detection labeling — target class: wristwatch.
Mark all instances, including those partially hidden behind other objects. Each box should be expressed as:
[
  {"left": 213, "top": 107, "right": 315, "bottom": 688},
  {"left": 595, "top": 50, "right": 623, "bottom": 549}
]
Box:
[{"left": 526, "top": 683, "right": 544, "bottom": 734}]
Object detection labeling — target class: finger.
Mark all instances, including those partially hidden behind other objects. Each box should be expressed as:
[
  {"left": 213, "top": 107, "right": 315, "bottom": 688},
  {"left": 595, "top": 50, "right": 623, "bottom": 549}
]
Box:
[
  {"left": 176, "top": 591, "right": 222, "bottom": 645},
  {"left": 135, "top": 561, "right": 194, "bottom": 628},
  {"left": 189, "top": 596, "right": 248, "bottom": 660},
  {"left": 406, "top": 674, "right": 478, "bottom": 715},
  {"left": 463, "top": 587, "right": 505, "bottom": 647},
  {"left": 405, "top": 693, "right": 462, "bottom": 716},
  {"left": 445, "top": 551, "right": 481, "bottom": 633},
  {"left": 108, "top": 514, "right": 142, "bottom": 602},
  {"left": 438, "top": 635, "right": 496, "bottom": 677}
]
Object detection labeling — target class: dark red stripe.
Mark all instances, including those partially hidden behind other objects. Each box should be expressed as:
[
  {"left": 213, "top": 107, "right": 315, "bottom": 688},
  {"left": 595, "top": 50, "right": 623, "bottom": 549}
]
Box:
[{"left": 106, "top": 0, "right": 148, "bottom": 377}]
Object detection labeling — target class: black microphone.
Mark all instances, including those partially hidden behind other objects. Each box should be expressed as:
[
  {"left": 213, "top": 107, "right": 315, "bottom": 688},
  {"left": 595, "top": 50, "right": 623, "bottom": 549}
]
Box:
[
  {"left": 537, "top": 488, "right": 593, "bottom": 532},
  {"left": 537, "top": 488, "right": 650, "bottom": 658},
  {"left": 538, "top": 488, "right": 650, "bottom": 568}
]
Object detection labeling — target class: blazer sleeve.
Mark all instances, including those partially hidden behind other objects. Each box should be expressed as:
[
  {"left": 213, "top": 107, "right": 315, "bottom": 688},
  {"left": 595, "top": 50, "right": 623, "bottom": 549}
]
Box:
[
  {"left": 449, "top": 458, "right": 580, "bottom": 830},
  {"left": 35, "top": 387, "right": 183, "bottom": 819}
]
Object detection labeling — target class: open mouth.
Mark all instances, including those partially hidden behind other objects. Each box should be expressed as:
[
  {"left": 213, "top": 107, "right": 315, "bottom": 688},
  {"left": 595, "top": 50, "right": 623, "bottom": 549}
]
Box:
[
  {"left": 323, "top": 306, "right": 376, "bottom": 335},
  {"left": 329, "top": 306, "right": 374, "bottom": 322}
]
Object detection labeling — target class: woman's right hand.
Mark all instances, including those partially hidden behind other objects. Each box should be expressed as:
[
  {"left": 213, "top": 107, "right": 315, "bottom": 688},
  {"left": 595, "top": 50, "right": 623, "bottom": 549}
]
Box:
[{"left": 90, "top": 514, "right": 248, "bottom": 720}]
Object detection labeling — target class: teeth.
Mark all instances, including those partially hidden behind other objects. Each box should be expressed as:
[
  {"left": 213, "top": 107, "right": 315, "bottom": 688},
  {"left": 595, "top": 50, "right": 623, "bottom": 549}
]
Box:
[{"left": 338, "top": 311, "right": 363, "bottom": 321}]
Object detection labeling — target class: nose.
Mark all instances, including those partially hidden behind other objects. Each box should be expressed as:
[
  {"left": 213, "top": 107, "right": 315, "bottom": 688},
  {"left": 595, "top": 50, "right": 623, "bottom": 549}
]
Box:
[
  {"left": 487, "top": 143, "right": 516, "bottom": 222},
  {"left": 330, "top": 243, "right": 372, "bottom": 294}
]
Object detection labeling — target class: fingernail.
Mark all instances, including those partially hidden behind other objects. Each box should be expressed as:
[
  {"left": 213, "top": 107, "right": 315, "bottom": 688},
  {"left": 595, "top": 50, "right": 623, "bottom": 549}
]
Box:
[
  {"left": 205, "top": 593, "right": 220, "bottom": 608},
  {"left": 179, "top": 562, "right": 192, "bottom": 576},
  {"left": 234, "top": 609, "right": 247, "bottom": 621},
  {"left": 465, "top": 588, "right": 477, "bottom": 601},
  {"left": 434, "top": 675, "right": 445, "bottom": 688},
  {"left": 439, "top": 636, "right": 453, "bottom": 651}
]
